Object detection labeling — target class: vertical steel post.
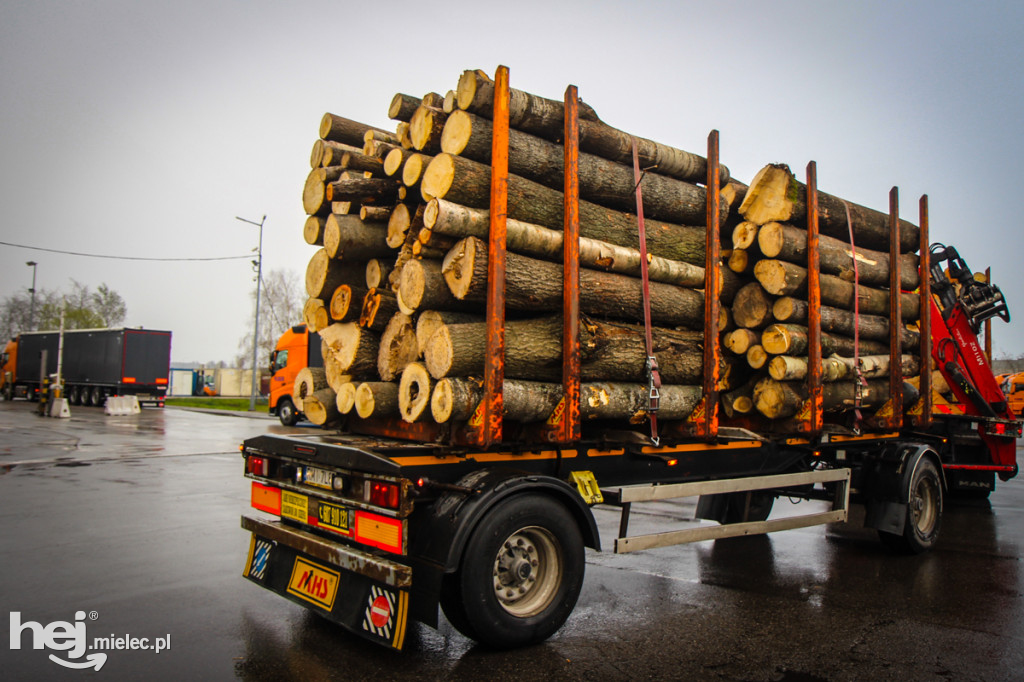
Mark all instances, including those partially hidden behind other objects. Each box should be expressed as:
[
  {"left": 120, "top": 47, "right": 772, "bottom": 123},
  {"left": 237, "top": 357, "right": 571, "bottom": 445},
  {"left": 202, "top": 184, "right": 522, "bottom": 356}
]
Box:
[
  {"left": 561, "top": 85, "right": 581, "bottom": 443},
  {"left": 917, "top": 195, "right": 932, "bottom": 428},
  {"left": 482, "top": 65, "right": 510, "bottom": 447},
  {"left": 888, "top": 188, "right": 903, "bottom": 428},
  {"left": 805, "top": 161, "right": 823, "bottom": 432},
  {"left": 702, "top": 130, "right": 721, "bottom": 440}
]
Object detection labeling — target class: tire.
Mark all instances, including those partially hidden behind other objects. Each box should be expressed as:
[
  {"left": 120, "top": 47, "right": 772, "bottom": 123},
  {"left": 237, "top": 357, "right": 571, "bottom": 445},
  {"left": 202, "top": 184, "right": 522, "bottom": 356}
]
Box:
[
  {"left": 68, "top": 386, "right": 80, "bottom": 406},
  {"left": 277, "top": 398, "right": 299, "bottom": 426},
  {"left": 89, "top": 386, "right": 104, "bottom": 407},
  {"left": 441, "top": 493, "right": 584, "bottom": 649},
  {"left": 880, "top": 457, "right": 943, "bottom": 554}
]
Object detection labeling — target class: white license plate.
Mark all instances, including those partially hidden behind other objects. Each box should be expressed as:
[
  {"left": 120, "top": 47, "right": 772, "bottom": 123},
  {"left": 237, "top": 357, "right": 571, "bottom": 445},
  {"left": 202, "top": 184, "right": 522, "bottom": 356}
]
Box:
[{"left": 304, "top": 466, "right": 334, "bottom": 489}]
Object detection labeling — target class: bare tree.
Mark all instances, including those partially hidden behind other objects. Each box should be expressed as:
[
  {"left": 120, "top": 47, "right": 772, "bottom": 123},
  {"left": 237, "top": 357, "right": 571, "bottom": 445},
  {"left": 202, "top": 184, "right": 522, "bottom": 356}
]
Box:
[
  {"left": 236, "top": 268, "right": 304, "bottom": 369},
  {"left": 0, "top": 280, "right": 125, "bottom": 339}
]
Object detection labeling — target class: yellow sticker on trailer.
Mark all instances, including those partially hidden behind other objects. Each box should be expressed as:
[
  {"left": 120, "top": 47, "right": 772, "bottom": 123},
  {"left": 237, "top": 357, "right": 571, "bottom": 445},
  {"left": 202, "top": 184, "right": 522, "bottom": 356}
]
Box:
[
  {"left": 281, "top": 490, "right": 308, "bottom": 524},
  {"left": 287, "top": 557, "right": 340, "bottom": 610}
]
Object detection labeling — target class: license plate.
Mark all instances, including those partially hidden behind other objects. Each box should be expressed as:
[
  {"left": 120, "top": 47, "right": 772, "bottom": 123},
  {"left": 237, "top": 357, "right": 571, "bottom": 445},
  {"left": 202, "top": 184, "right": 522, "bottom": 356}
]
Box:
[
  {"left": 317, "top": 500, "right": 350, "bottom": 532},
  {"left": 281, "top": 490, "right": 308, "bottom": 523},
  {"left": 304, "top": 466, "right": 334, "bottom": 489},
  {"left": 286, "top": 556, "right": 340, "bottom": 610}
]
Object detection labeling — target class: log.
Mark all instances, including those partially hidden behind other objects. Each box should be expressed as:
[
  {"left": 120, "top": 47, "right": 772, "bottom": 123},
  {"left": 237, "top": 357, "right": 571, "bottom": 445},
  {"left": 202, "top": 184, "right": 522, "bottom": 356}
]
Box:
[
  {"left": 387, "top": 203, "right": 413, "bottom": 248},
  {"left": 401, "top": 153, "right": 433, "bottom": 189},
  {"left": 731, "top": 282, "right": 775, "bottom": 329},
  {"left": 739, "top": 164, "right": 920, "bottom": 252},
  {"left": 424, "top": 198, "right": 708, "bottom": 289},
  {"left": 355, "top": 382, "right": 400, "bottom": 419},
  {"left": 321, "top": 322, "right": 378, "bottom": 377},
  {"left": 754, "top": 260, "right": 920, "bottom": 319},
  {"left": 319, "top": 114, "right": 392, "bottom": 147},
  {"left": 455, "top": 68, "right": 729, "bottom": 185},
  {"left": 578, "top": 319, "right": 716, "bottom": 387},
  {"left": 323, "top": 214, "right": 391, "bottom": 261},
  {"left": 329, "top": 284, "right": 368, "bottom": 323},
  {"left": 440, "top": 110, "right": 713, "bottom": 224},
  {"left": 746, "top": 345, "right": 768, "bottom": 370},
  {"left": 396, "top": 121, "right": 413, "bottom": 149},
  {"left": 771, "top": 296, "right": 920, "bottom": 348},
  {"left": 360, "top": 205, "right": 392, "bottom": 222},
  {"left": 303, "top": 166, "right": 344, "bottom": 216},
  {"left": 304, "top": 249, "right": 364, "bottom": 298},
  {"left": 760, "top": 324, "right": 891, "bottom": 357},
  {"left": 377, "top": 313, "right": 419, "bottom": 381},
  {"left": 443, "top": 236, "right": 705, "bottom": 328},
  {"left": 443, "top": 90, "right": 456, "bottom": 114},
  {"left": 398, "top": 258, "right": 475, "bottom": 314},
  {"left": 336, "top": 382, "right": 357, "bottom": 415},
  {"left": 341, "top": 151, "right": 385, "bottom": 176},
  {"left": 410, "top": 105, "right": 448, "bottom": 154},
  {"left": 421, "top": 92, "right": 445, "bottom": 109},
  {"left": 398, "top": 362, "right": 433, "bottom": 423},
  {"left": 724, "top": 328, "right": 760, "bottom": 355},
  {"left": 431, "top": 377, "right": 563, "bottom": 424},
  {"left": 728, "top": 249, "right": 751, "bottom": 274},
  {"left": 322, "top": 343, "right": 351, "bottom": 393},
  {"left": 757, "top": 221, "right": 920, "bottom": 289},
  {"left": 302, "top": 298, "right": 329, "bottom": 333},
  {"left": 580, "top": 383, "right": 703, "bottom": 422},
  {"left": 304, "top": 387, "right": 339, "bottom": 426},
  {"left": 768, "top": 354, "right": 920, "bottom": 382},
  {"left": 303, "top": 216, "right": 326, "bottom": 246},
  {"left": 731, "top": 222, "right": 759, "bottom": 250},
  {"left": 360, "top": 287, "right": 400, "bottom": 333},
  {"left": 365, "top": 259, "right": 394, "bottom": 289},
  {"left": 364, "top": 129, "right": 400, "bottom": 146},
  {"left": 421, "top": 153, "right": 709, "bottom": 266},
  {"left": 292, "top": 367, "right": 328, "bottom": 411},
  {"left": 311, "top": 140, "right": 361, "bottom": 169},
  {"left": 326, "top": 177, "right": 399, "bottom": 205},
  {"left": 389, "top": 94, "right": 421, "bottom": 122},
  {"left": 753, "top": 377, "right": 918, "bottom": 420},
  {"left": 721, "top": 379, "right": 756, "bottom": 418},
  {"left": 383, "top": 147, "right": 410, "bottom": 176},
  {"left": 415, "top": 310, "right": 482, "bottom": 356}
]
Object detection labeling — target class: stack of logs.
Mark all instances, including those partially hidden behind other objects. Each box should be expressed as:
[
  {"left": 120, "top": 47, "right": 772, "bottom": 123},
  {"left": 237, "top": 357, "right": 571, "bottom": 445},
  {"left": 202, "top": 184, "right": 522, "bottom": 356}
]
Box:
[{"left": 293, "top": 68, "right": 934, "bottom": 437}]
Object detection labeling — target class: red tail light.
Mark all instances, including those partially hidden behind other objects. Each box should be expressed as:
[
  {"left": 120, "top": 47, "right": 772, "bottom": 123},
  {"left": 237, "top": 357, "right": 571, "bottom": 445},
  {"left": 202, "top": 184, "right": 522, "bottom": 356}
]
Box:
[
  {"left": 369, "top": 481, "right": 400, "bottom": 509},
  {"left": 247, "top": 455, "right": 268, "bottom": 476}
]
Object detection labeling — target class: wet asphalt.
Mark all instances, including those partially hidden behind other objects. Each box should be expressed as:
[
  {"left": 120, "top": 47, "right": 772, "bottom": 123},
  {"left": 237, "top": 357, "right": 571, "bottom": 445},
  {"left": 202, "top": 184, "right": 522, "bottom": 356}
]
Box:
[{"left": 1, "top": 400, "right": 1022, "bottom": 681}]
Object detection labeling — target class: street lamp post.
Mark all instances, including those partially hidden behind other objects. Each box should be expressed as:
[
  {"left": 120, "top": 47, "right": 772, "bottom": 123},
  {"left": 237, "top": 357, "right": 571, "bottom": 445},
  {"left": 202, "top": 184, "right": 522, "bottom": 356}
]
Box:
[
  {"left": 26, "top": 261, "right": 37, "bottom": 331},
  {"left": 236, "top": 215, "right": 266, "bottom": 412}
]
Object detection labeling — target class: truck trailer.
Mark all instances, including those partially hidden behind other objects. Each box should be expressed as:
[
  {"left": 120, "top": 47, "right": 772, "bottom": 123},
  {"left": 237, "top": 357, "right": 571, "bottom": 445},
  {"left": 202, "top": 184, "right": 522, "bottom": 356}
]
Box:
[
  {"left": 239, "top": 74, "right": 1021, "bottom": 650},
  {"left": 1, "top": 327, "right": 172, "bottom": 406}
]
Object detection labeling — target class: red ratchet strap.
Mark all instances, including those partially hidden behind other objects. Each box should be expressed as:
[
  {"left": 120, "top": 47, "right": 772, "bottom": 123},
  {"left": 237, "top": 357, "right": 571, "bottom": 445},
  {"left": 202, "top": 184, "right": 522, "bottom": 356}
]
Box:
[
  {"left": 631, "top": 138, "right": 661, "bottom": 446},
  {"left": 842, "top": 200, "right": 866, "bottom": 430}
]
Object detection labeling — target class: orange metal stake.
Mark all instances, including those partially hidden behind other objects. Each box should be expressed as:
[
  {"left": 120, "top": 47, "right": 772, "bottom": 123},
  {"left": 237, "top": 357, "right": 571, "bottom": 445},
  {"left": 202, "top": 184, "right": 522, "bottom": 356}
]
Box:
[
  {"left": 561, "top": 85, "right": 581, "bottom": 443},
  {"left": 805, "top": 161, "right": 823, "bottom": 433},
  {"left": 701, "top": 130, "right": 721, "bottom": 440},
  {"left": 916, "top": 195, "right": 932, "bottom": 428},
  {"left": 887, "top": 187, "right": 903, "bottom": 429}
]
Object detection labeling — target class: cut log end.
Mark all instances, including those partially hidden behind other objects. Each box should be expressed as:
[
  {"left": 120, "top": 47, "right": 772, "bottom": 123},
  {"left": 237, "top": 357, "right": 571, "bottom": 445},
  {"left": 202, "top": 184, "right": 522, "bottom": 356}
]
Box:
[
  {"left": 440, "top": 109, "right": 472, "bottom": 156},
  {"left": 398, "top": 362, "right": 433, "bottom": 423},
  {"left": 421, "top": 153, "right": 456, "bottom": 202}
]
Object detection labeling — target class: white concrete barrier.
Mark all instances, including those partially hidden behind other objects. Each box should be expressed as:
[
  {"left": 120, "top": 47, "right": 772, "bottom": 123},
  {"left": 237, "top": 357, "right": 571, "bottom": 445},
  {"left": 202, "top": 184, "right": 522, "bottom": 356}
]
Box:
[
  {"left": 48, "top": 398, "right": 71, "bottom": 418},
  {"left": 104, "top": 396, "right": 141, "bottom": 416}
]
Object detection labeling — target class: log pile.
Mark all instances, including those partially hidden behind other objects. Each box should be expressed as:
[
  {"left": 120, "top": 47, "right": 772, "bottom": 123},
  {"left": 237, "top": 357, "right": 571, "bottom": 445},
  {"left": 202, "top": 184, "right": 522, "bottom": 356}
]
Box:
[{"left": 291, "top": 68, "right": 934, "bottom": 437}]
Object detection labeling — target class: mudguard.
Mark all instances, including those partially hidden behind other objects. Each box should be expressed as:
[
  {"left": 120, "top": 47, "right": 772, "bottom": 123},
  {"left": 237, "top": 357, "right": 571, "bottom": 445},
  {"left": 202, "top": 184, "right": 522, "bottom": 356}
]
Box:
[{"left": 862, "top": 442, "right": 943, "bottom": 534}]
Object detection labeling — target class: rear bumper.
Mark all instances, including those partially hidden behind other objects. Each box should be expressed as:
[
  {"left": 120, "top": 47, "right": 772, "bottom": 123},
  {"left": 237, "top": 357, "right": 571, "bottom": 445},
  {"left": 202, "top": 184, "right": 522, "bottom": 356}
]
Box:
[{"left": 240, "top": 515, "right": 412, "bottom": 650}]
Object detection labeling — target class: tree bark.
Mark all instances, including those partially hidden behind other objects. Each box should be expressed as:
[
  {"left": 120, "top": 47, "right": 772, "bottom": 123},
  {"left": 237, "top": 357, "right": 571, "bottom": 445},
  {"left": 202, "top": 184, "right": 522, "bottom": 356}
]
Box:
[
  {"left": 319, "top": 113, "right": 392, "bottom": 147},
  {"left": 389, "top": 94, "right": 421, "bottom": 122},
  {"left": 355, "top": 382, "right": 399, "bottom": 419},
  {"left": 739, "top": 164, "right": 920, "bottom": 252},
  {"left": 341, "top": 151, "right": 385, "bottom": 176},
  {"left": 440, "top": 110, "right": 713, "bottom": 224},
  {"left": 768, "top": 353, "right": 920, "bottom": 382},
  {"left": 757, "top": 221, "right": 920, "bottom": 289},
  {"left": 421, "top": 153, "right": 710, "bottom": 266},
  {"left": 311, "top": 140, "right": 361, "bottom": 169},
  {"left": 454, "top": 69, "right": 730, "bottom": 185},
  {"left": 443, "top": 236, "right": 705, "bottom": 328},
  {"left": 424, "top": 316, "right": 573, "bottom": 380},
  {"left": 760, "top": 324, "right": 891, "bottom": 357},
  {"left": 326, "top": 177, "right": 399, "bottom": 205},
  {"left": 323, "top": 214, "right": 391, "bottom": 260},
  {"left": 377, "top": 313, "right": 419, "bottom": 381},
  {"left": 359, "top": 205, "right": 392, "bottom": 223},
  {"left": 424, "top": 198, "right": 711, "bottom": 290},
  {"left": 410, "top": 105, "right": 448, "bottom": 154},
  {"left": 398, "top": 362, "right": 433, "bottom": 423},
  {"left": 771, "top": 296, "right": 920, "bottom": 348},
  {"left": 731, "top": 282, "right": 775, "bottom": 329},
  {"left": 753, "top": 377, "right": 918, "bottom": 420},
  {"left": 754, "top": 260, "right": 920, "bottom": 319},
  {"left": 292, "top": 367, "right": 328, "bottom": 411},
  {"left": 431, "top": 377, "right": 564, "bottom": 424}
]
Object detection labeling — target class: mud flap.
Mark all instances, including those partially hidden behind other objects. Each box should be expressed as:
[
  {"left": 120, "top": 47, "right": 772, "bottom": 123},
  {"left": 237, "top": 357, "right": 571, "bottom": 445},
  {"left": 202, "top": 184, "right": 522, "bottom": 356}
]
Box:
[{"left": 243, "top": 534, "right": 411, "bottom": 650}]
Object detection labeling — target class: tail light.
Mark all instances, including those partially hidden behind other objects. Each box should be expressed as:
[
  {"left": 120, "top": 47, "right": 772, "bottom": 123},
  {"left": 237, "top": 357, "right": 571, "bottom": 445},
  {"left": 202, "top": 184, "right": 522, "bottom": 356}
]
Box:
[
  {"left": 247, "top": 455, "right": 269, "bottom": 477},
  {"left": 368, "top": 481, "right": 400, "bottom": 509}
]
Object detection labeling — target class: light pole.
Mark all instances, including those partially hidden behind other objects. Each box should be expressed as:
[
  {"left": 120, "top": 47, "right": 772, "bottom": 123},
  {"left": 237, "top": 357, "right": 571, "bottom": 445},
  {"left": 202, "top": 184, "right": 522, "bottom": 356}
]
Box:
[
  {"left": 236, "top": 215, "right": 266, "bottom": 412},
  {"left": 26, "top": 261, "right": 37, "bottom": 331}
]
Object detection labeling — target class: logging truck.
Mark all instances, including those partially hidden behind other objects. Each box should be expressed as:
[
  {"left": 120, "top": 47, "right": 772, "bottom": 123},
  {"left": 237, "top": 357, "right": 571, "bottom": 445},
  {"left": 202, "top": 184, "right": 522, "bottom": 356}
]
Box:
[
  {"left": 241, "top": 240, "right": 1020, "bottom": 650},
  {"left": 240, "top": 69, "right": 1020, "bottom": 650}
]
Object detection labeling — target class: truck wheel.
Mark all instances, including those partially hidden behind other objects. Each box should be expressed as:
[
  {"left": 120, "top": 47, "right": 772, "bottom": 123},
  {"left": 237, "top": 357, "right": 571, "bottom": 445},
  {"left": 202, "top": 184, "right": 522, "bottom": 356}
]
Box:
[
  {"left": 67, "top": 386, "right": 80, "bottom": 405},
  {"left": 441, "top": 493, "right": 584, "bottom": 649},
  {"left": 880, "top": 457, "right": 943, "bottom": 554},
  {"left": 89, "top": 386, "right": 103, "bottom": 407},
  {"left": 277, "top": 398, "right": 299, "bottom": 426}
]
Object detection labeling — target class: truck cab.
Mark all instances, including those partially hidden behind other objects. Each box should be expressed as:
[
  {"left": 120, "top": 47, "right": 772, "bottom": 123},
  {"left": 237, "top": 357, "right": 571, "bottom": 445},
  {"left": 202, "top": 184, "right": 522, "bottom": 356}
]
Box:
[
  {"left": 999, "top": 372, "right": 1024, "bottom": 415},
  {"left": 0, "top": 337, "right": 16, "bottom": 400},
  {"left": 268, "top": 325, "right": 321, "bottom": 426}
]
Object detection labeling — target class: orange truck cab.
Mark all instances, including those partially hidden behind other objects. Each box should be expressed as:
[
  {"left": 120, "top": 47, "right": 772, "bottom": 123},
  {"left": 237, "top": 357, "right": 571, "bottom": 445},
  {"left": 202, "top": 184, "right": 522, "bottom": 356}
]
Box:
[
  {"left": 1000, "top": 372, "right": 1024, "bottom": 416},
  {"left": 1, "top": 338, "right": 16, "bottom": 400},
  {"left": 268, "top": 325, "right": 322, "bottom": 426}
]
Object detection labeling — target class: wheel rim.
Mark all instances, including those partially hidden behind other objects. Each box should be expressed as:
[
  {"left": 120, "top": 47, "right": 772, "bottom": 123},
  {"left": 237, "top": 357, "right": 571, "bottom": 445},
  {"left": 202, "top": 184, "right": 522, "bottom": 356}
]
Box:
[
  {"left": 911, "top": 475, "right": 939, "bottom": 536},
  {"left": 492, "top": 526, "right": 562, "bottom": 618}
]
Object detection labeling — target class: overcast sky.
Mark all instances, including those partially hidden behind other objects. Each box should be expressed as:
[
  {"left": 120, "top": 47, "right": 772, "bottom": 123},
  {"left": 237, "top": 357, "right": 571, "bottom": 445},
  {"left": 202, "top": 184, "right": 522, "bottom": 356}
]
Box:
[{"left": 2, "top": 0, "right": 1023, "bottom": 364}]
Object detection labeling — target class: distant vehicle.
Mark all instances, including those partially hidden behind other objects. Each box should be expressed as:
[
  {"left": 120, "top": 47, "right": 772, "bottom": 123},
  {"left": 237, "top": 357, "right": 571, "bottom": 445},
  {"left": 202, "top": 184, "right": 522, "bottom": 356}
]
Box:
[
  {"left": 999, "top": 372, "right": 1024, "bottom": 415},
  {"left": 0, "top": 328, "right": 171, "bottom": 406},
  {"left": 268, "top": 325, "right": 322, "bottom": 425}
]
